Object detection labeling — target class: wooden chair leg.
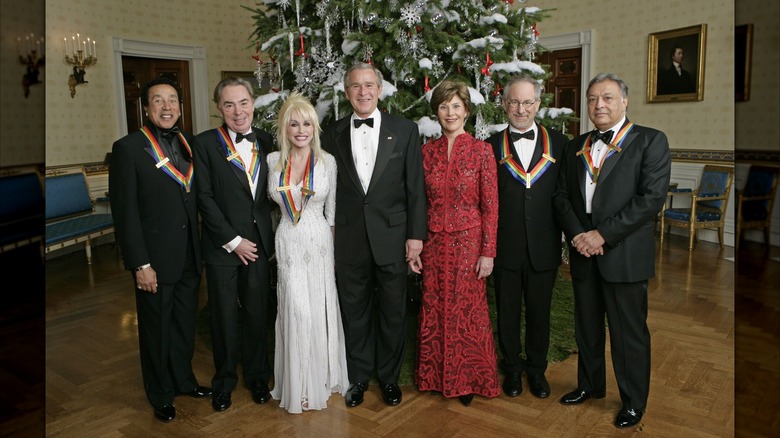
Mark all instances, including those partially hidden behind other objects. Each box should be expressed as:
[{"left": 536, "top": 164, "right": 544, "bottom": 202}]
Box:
[
  {"left": 86, "top": 238, "right": 93, "bottom": 265},
  {"left": 718, "top": 226, "right": 724, "bottom": 249},
  {"left": 688, "top": 229, "right": 695, "bottom": 250}
]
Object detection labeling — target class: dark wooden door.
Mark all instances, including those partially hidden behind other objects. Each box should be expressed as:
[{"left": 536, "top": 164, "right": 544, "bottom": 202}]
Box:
[
  {"left": 537, "top": 48, "right": 581, "bottom": 136},
  {"left": 121, "top": 56, "right": 192, "bottom": 133}
]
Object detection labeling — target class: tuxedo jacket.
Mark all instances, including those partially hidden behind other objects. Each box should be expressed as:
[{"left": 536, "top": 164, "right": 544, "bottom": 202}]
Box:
[
  {"left": 194, "top": 126, "right": 275, "bottom": 265},
  {"left": 109, "top": 127, "right": 202, "bottom": 282},
  {"left": 553, "top": 122, "right": 671, "bottom": 283},
  {"left": 321, "top": 112, "right": 427, "bottom": 266},
  {"left": 487, "top": 124, "right": 568, "bottom": 272}
]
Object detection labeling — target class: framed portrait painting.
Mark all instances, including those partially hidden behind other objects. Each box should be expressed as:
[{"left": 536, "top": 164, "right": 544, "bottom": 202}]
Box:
[
  {"left": 647, "top": 24, "right": 706, "bottom": 103},
  {"left": 220, "top": 70, "right": 270, "bottom": 96}
]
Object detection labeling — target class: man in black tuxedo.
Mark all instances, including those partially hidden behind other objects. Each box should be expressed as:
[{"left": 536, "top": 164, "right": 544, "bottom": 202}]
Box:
[
  {"left": 553, "top": 72, "right": 671, "bottom": 428},
  {"left": 194, "top": 77, "right": 275, "bottom": 412},
  {"left": 486, "top": 75, "right": 568, "bottom": 400},
  {"left": 657, "top": 46, "right": 695, "bottom": 95},
  {"left": 321, "top": 62, "right": 427, "bottom": 408},
  {"left": 109, "top": 77, "right": 211, "bottom": 423}
]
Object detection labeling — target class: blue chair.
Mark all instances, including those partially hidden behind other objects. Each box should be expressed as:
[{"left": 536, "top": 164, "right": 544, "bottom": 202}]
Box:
[
  {"left": 660, "top": 165, "right": 734, "bottom": 250},
  {"left": 735, "top": 165, "right": 779, "bottom": 248}
]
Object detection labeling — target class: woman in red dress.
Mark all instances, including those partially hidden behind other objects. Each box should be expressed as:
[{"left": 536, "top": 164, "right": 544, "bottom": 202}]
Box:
[{"left": 411, "top": 80, "right": 500, "bottom": 406}]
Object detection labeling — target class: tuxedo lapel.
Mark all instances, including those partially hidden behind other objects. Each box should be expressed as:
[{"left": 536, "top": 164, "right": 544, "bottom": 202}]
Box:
[
  {"left": 529, "top": 128, "right": 543, "bottom": 170},
  {"left": 336, "top": 122, "right": 364, "bottom": 194},
  {"left": 367, "top": 122, "right": 396, "bottom": 194},
  {"left": 597, "top": 130, "right": 638, "bottom": 186},
  {"left": 210, "top": 130, "right": 254, "bottom": 196}
]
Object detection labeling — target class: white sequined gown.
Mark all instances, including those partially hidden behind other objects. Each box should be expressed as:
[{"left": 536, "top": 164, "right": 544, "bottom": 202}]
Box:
[{"left": 266, "top": 151, "right": 348, "bottom": 414}]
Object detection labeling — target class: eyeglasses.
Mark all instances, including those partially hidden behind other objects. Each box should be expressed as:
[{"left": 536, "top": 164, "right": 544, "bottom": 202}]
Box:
[{"left": 506, "top": 99, "right": 538, "bottom": 109}]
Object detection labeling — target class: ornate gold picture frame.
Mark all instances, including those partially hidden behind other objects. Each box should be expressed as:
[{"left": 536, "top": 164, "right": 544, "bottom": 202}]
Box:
[{"left": 647, "top": 24, "right": 706, "bottom": 103}]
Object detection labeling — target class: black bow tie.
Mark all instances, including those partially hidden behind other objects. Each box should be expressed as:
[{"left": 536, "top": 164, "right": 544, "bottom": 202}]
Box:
[
  {"left": 591, "top": 130, "right": 613, "bottom": 144},
  {"left": 353, "top": 118, "right": 374, "bottom": 128},
  {"left": 510, "top": 130, "right": 534, "bottom": 142},
  {"left": 235, "top": 131, "right": 256, "bottom": 143},
  {"left": 161, "top": 126, "right": 180, "bottom": 141}
]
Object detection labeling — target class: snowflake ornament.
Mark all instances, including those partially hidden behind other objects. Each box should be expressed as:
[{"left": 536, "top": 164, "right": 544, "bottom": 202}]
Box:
[
  {"left": 294, "top": 58, "right": 317, "bottom": 98},
  {"left": 400, "top": 3, "right": 422, "bottom": 27},
  {"left": 396, "top": 30, "right": 429, "bottom": 58},
  {"left": 474, "top": 111, "right": 490, "bottom": 140}
]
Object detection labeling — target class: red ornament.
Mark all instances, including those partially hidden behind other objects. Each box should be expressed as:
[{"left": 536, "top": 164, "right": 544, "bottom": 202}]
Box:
[
  {"left": 252, "top": 42, "right": 262, "bottom": 62},
  {"left": 481, "top": 51, "right": 494, "bottom": 76},
  {"left": 424, "top": 76, "right": 431, "bottom": 93},
  {"left": 502, "top": 0, "right": 514, "bottom": 4},
  {"left": 493, "top": 82, "right": 502, "bottom": 96},
  {"left": 294, "top": 34, "right": 307, "bottom": 57},
  {"left": 533, "top": 24, "right": 539, "bottom": 37}
]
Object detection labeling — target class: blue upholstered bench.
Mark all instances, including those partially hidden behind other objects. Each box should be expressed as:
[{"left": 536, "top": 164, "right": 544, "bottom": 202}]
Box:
[
  {"left": 45, "top": 172, "right": 114, "bottom": 264},
  {"left": 0, "top": 167, "right": 45, "bottom": 254}
]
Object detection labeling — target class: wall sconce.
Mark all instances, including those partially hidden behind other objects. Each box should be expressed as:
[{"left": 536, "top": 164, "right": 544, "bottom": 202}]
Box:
[
  {"left": 19, "top": 33, "right": 45, "bottom": 98},
  {"left": 63, "top": 33, "right": 97, "bottom": 98}
]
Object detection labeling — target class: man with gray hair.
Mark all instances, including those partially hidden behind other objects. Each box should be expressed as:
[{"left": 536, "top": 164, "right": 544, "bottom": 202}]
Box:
[
  {"left": 195, "top": 77, "right": 276, "bottom": 412},
  {"left": 553, "top": 72, "right": 671, "bottom": 428},
  {"left": 321, "top": 62, "right": 427, "bottom": 408},
  {"left": 486, "top": 74, "right": 569, "bottom": 400}
]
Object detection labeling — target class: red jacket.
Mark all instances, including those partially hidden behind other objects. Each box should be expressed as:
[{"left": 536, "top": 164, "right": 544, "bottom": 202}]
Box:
[{"left": 421, "top": 132, "right": 498, "bottom": 257}]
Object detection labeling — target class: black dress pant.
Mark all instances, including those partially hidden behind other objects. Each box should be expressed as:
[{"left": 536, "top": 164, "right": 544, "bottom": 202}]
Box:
[
  {"left": 572, "top": 261, "right": 651, "bottom": 411},
  {"left": 135, "top": 238, "right": 201, "bottom": 409},
  {"left": 336, "top": 253, "right": 408, "bottom": 385},
  {"left": 206, "top": 253, "right": 271, "bottom": 392},
  {"left": 494, "top": 264, "right": 557, "bottom": 375}
]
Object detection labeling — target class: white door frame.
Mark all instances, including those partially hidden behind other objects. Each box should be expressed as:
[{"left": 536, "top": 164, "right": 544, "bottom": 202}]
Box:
[
  {"left": 539, "top": 30, "right": 593, "bottom": 135},
  {"left": 111, "top": 38, "right": 209, "bottom": 138}
]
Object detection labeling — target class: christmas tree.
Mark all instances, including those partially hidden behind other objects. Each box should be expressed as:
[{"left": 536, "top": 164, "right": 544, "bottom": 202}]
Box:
[{"left": 245, "top": 0, "right": 577, "bottom": 139}]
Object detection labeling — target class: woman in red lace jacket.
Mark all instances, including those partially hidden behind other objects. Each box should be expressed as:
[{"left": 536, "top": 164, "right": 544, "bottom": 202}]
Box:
[{"left": 411, "top": 80, "right": 500, "bottom": 406}]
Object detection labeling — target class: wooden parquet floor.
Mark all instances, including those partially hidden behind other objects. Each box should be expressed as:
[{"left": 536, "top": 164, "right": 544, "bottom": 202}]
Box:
[{"left": 2, "top": 234, "right": 778, "bottom": 436}]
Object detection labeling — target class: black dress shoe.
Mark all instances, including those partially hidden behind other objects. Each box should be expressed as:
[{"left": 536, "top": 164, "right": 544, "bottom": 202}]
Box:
[
  {"left": 380, "top": 383, "right": 402, "bottom": 406},
  {"left": 212, "top": 391, "right": 232, "bottom": 411},
  {"left": 458, "top": 394, "right": 474, "bottom": 406},
  {"left": 615, "top": 407, "right": 643, "bottom": 428},
  {"left": 180, "top": 385, "right": 213, "bottom": 398},
  {"left": 527, "top": 373, "right": 550, "bottom": 398},
  {"left": 251, "top": 381, "right": 271, "bottom": 404},
  {"left": 559, "top": 388, "right": 606, "bottom": 405},
  {"left": 154, "top": 404, "right": 176, "bottom": 422},
  {"left": 502, "top": 372, "right": 522, "bottom": 397},
  {"left": 345, "top": 382, "right": 368, "bottom": 407}
]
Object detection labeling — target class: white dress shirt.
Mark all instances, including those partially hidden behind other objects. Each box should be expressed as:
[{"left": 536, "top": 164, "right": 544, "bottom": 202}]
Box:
[
  {"left": 585, "top": 116, "right": 626, "bottom": 214},
  {"left": 509, "top": 124, "right": 538, "bottom": 170},
  {"left": 351, "top": 109, "right": 381, "bottom": 193}
]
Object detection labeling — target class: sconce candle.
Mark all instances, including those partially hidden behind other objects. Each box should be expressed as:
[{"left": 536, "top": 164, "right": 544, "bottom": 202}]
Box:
[
  {"left": 64, "top": 33, "right": 97, "bottom": 98},
  {"left": 20, "top": 33, "right": 45, "bottom": 98}
]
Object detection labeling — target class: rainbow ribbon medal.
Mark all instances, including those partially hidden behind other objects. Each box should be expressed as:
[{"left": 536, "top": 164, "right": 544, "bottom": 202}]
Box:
[
  {"left": 216, "top": 126, "right": 262, "bottom": 190},
  {"left": 276, "top": 151, "right": 316, "bottom": 224},
  {"left": 577, "top": 122, "right": 634, "bottom": 183},
  {"left": 498, "top": 125, "right": 556, "bottom": 189},
  {"left": 140, "top": 126, "right": 193, "bottom": 192}
]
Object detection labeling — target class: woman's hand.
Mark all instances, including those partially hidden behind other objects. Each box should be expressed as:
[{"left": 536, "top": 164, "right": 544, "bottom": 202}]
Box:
[{"left": 476, "top": 256, "right": 493, "bottom": 279}]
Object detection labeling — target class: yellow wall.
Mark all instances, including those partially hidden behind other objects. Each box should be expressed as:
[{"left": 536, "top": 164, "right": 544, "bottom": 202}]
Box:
[
  {"left": 44, "top": 0, "right": 262, "bottom": 166},
  {"left": 0, "top": 0, "right": 45, "bottom": 166},
  {"left": 531, "top": 0, "right": 734, "bottom": 152},
  {"left": 21, "top": 1, "right": 747, "bottom": 166},
  {"left": 735, "top": 0, "right": 779, "bottom": 152}
]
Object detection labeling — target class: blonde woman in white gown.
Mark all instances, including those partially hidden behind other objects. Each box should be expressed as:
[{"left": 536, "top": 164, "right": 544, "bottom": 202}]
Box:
[{"left": 267, "top": 93, "right": 349, "bottom": 413}]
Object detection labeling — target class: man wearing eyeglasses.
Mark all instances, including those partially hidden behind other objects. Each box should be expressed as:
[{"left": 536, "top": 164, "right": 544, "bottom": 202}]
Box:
[{"left": 486, "top": 74, "right": 569, "bottom": 401}]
